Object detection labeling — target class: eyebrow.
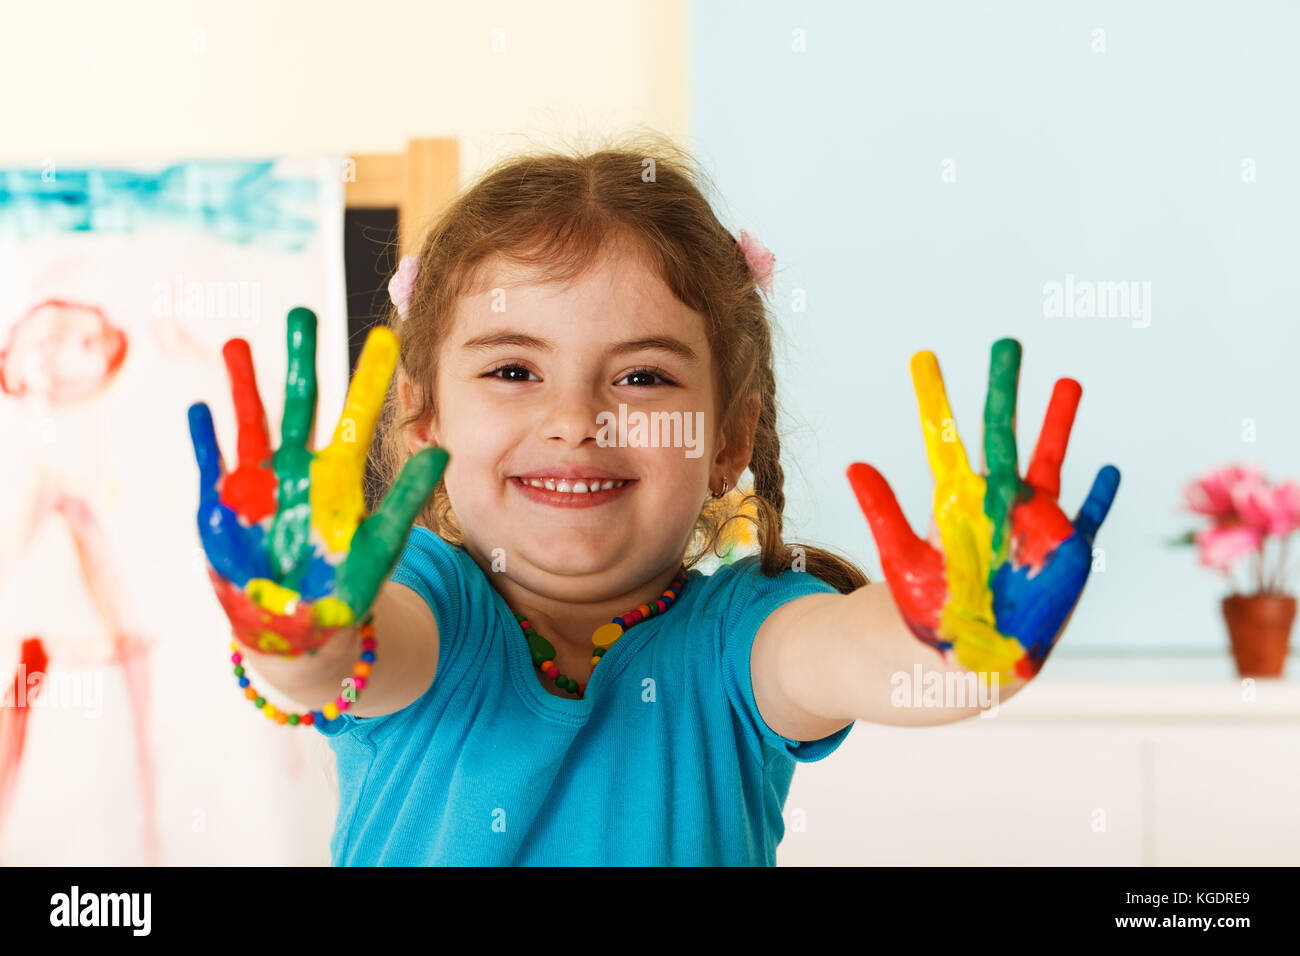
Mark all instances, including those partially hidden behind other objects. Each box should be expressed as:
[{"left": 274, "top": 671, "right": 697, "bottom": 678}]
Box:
[{"left": 459, "top": 330, "right": 699, "bottom": 365}]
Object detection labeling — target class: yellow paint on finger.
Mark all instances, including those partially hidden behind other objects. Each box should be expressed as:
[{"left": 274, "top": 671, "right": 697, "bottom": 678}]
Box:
[
  {"left": 312, "top": 327, "right": 400, "bottom": 552},
  {"left": 247, "top": 578, "right": 302, "bottom": 615},
  {"left": 918, "top": 367, "right": 1023, "bottom": 681},
  {"left": 313, "top": 596, "right": 355, "bottom": 629},
  {"left": 911, "top": 351, "right": 974, "bottom": 485}
]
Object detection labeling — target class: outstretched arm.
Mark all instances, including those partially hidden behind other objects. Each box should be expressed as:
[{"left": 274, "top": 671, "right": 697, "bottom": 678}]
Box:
[{"left": 752, "top": 583, "right": 1030, "bottom": 736}]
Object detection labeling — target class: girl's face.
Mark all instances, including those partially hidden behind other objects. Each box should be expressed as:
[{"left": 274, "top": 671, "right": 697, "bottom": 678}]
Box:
[{"left": 410, "top": 244, "right": 748, "bottom": 600}]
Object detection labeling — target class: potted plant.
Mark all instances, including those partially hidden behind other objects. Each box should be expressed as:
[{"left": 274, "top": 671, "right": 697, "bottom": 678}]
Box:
[{"left": 1179, "top": 464, "right": 1300, "bottom": 677}]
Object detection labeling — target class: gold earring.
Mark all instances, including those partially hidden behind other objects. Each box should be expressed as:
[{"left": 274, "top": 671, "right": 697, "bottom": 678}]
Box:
[{"left": 711, "top": 476, "right": 729, "bottom": 499}]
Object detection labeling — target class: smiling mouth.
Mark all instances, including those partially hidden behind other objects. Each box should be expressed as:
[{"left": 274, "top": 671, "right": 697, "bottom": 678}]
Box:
[
  {"left": 509, "top": 475, "right": 637, "bottom": 506},
  {"left": 512, "top": 476, "right": 633, "bottom": 493}
]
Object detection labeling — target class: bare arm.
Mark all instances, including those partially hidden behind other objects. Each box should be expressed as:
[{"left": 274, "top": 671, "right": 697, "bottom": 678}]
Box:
[
  {"left": 238, "top": 578, "right": 439, "bottom": 719},
  {"left": 752, "top": 583, "right": 1028, "bottom": 737}
]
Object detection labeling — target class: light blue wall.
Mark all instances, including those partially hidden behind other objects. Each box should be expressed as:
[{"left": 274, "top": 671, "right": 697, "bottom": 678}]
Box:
[{"left": 690, "top": 0, "right": 1300, "bottom": 673}]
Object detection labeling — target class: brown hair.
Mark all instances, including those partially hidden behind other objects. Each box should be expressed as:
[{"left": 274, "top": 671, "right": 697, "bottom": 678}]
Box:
[{"left": 371, "top": 133, "right": 868, "bottom": 594}]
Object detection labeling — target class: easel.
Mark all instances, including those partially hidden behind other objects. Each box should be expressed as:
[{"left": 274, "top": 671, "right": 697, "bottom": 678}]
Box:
[
  {"left": 339, "top": 137, "right": 460, "bottom": 369},
  {"left": 342, "top": 138, "right": 459, "bottom": 511},
  {"left": 345, "top": 138, "right": 460, "bottom": 255}
]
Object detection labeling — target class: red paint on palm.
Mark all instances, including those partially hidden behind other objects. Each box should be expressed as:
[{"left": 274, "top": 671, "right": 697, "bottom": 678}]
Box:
[
  {"left": 1009, "top": 490, "right": 1076, "bottom": 571},
  {"left": 208, "top": 567, "right": 342, "bottom": 657},
  {"left": 218, "top": 338, "right": 277, "bottom": 522},
  {"left": 847, "top": 462, "right": 947, "bottom": 640},
  {"left": 1015, "top": 655, "right": 1040, "bottom": 680}
]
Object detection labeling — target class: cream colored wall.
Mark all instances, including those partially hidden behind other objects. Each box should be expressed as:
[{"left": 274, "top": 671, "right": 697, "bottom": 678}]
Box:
[{"left": 0, "top": 0, "right": 690, "bottom": 183}]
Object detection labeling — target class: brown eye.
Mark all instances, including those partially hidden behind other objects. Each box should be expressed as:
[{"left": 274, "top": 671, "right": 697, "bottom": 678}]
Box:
[
  {"left": 617, "top": 367, "right": 677, "bottom": 387},
  {"left": 484, "top": 364, "right": 538, "bottom": 382}
]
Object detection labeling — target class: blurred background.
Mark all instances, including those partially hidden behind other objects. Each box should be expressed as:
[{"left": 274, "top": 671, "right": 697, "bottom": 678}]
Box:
[{"left": 0, "top": 0, "right": 1295, "bottom": 866}]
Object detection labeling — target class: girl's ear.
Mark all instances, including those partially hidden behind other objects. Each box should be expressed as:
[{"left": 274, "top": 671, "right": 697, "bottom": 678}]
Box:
[
  {"left": 398, "top": 369, "right": 438, "bottom": 454},
  {"left": 715, "top": 391, "right": 761, "bottom": 481},
  {"left": 736, "top": 390, "right": 761, "bottom": 473}
]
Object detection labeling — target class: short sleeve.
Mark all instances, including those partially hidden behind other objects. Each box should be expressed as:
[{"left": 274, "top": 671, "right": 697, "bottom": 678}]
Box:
[
  {"left": 717, "top": 557, "right": 855, "bottom": 764},
  {"left": 315, "top": 525, "right": 467, "bottom": 739}
]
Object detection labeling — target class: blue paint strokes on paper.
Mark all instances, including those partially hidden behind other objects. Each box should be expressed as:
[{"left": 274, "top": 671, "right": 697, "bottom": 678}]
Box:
[{"left": 0, "top": 162, "right": 321, "bottom": 250}]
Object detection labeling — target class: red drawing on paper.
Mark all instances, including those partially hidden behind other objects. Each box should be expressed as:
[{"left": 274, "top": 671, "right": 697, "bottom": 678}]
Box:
[{"left": 0, "top": 299, "right": 158, "bottom": 866}]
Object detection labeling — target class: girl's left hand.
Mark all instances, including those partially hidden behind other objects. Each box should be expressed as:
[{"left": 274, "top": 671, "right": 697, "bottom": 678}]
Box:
[{"left": 846, "top": 338, "right": 1120, "bottom": 684}]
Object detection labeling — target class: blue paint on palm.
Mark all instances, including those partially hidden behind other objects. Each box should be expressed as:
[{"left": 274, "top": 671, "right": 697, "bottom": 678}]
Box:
[
  {"left": 990, "top": 534, "right": 1091, "bottom": 666},
  {"left": 296, "top": 549, "right": 339, "bottom": 602},
  {"left": 989, "top": 464, "right": 1121, "bottom": 670}
]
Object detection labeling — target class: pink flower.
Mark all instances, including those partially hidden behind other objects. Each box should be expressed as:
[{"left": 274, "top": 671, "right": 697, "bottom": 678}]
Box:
[
  {"left": 1195, "top": 523, "right": 1263, "bottom": 572},
  {"left": 388, "top": 254, "right": 420, "bottom": 320},
  {"left": 1233, "top": 477, "right": 1300, "bottom": 536},
  {"left": 737, "top": 230, "right": 775, "bottom": 298},
  {"left": 1183, "top": 464, "right": 1263, "bottom": 518},
  {"left": 1274, "top": 482, "right": 1300, "bottom": 534}
]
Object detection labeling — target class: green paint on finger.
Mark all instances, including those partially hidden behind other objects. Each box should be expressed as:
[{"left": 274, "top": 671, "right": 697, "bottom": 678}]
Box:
[
  {"left": 983, "top": 337, "right": 1021, "bottom": 557},
  {"left": 270, "top": 307, "right": 319, "bottom": 581},
  {"left": 335, "top": 446, "right": 449, "bottom": 616}
]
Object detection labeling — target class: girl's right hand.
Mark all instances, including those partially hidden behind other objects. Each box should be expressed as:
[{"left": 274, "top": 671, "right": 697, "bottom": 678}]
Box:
[{"left": 187, "top": 307, "right": 448, "bottom": 657}]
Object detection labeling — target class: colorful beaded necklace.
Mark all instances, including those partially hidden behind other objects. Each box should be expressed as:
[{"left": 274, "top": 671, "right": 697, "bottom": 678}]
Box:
[{"left": 511, "top": 566, "right": 688, "bottom": 699}]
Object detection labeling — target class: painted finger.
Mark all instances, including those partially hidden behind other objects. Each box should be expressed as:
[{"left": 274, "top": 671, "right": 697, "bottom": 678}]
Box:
[
  {"left": 219, "top": 338, "right": 277, "bottom": 523},
  {"left": 312, "top": 326, "right": 401, "bottom": 553},
  {"left": 281, "top": 306, "right": 319, "bottom": 451},
  {"left": 326, "top": 325, "right": 399, "bottom": 463},
  {"left": 1074, "top": 464, "right": 1120, "bottom": 542},
  {"left": 1025, "top": 377, "right": 1081, "bottom": 500},
  {"left": 910, "top": 350, "right": 975, "bottom": 486},
  {"left": 846, "top": 462, "right": 947, "bottom": 634},
  {"left": 982, "top": 338, "right": 1022, "bottom": 541},
  {"left": 188, "top": 401, "right": 270, "bottom": 586},
  {"left": 269, "top": 307, "right": 319, "bottom": 582},
  {"left": 188, "top": 401, "right": 225, "bottom": 493},
  {"left": 847, "top": 462, "right": 921, "bottom": 554},
  {"left": 335, "top": 446, "right": 449, "bottom": 618}
]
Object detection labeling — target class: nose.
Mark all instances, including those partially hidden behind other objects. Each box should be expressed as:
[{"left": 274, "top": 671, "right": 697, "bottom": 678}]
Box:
[{"left": 540, "top": 385, "right": 603, "bottom": 447}]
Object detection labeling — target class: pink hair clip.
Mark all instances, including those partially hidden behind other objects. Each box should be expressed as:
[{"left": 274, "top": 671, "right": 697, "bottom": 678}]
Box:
[
  {"left": 388, "top": 254, "right": 420, "bottom": 320},
  {"left": 736, "top": 230, "right": 775, "bottom": 298}
]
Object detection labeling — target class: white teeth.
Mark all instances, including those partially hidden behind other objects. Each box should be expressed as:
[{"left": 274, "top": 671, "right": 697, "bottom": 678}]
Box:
[{"left": 519, "top": 478, "right": 629, "bottom": 493}]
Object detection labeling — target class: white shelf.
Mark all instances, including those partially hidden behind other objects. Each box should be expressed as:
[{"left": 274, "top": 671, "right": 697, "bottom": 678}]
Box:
[{"left": 777, "top": 664, "right": 1300, "bottom": 866}]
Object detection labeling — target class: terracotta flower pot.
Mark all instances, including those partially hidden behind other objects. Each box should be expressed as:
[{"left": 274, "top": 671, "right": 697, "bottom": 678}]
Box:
[{"left": 1221, "top": 593, "right": 1296, "bottom": 677}]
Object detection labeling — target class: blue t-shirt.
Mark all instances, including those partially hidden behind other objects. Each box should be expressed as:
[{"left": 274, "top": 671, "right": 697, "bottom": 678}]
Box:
[{"left": 315, "top": 526, "right": 855, "bottom": 865}]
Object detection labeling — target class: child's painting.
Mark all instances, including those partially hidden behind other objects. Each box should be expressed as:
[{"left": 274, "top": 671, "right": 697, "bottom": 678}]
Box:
[{"left": 0, "top": 157, "right": 349, "bottom": 864}]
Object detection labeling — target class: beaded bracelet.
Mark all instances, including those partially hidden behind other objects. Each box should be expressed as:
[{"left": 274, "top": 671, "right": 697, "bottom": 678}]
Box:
[{"left": 230, "top": 615, "right": 376, "bottom": 726}]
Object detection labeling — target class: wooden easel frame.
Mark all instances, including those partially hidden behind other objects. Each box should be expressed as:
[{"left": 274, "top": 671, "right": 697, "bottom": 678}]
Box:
[{"left": 345, "top": 138, "right": 460, "bottom": 255}]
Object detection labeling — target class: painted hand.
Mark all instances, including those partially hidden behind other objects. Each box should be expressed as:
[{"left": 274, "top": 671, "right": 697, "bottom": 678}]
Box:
[
  {"left": 187, "top": 307, "right": 448, "bottom": 656},
  {"left": 847, "top": 339, "right": 1119, "bottom": 683}
]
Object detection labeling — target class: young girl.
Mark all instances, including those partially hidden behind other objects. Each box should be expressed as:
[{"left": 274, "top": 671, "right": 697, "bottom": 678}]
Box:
[{"left": 188, "top": 136, "right": 1119, "bottom": 866}]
